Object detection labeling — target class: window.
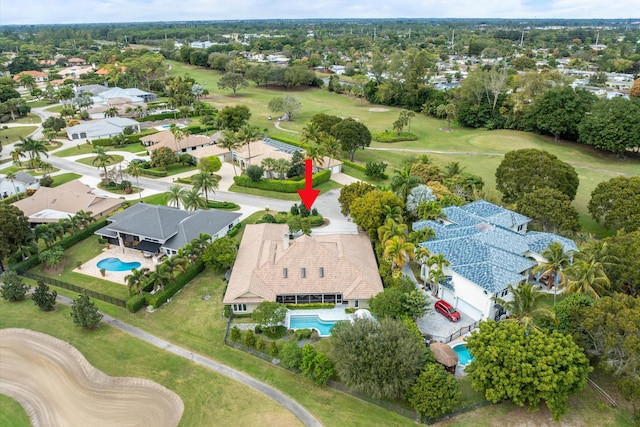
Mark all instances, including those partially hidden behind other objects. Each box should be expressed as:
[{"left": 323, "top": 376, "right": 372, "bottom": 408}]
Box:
[
  {"left": 301, "top": 268, "right": 306, "bottom": 278},
  {"left": 354, "top": 300, "right": 359, "bottom": 308},
  {"left": 319, "top": 267, "right": 324, "bottom": 278},
  {"left": 283, "top": 268, "right": 288, "bottom": 278},
  {"left": 517, "top": 224, "right": 524, "bottom": 232},
  {"left": 233, "top": 304, "right": 247, "bottom": 312},
  {"left": 499, "top": 289, "right": 509, "bottom": 298}
]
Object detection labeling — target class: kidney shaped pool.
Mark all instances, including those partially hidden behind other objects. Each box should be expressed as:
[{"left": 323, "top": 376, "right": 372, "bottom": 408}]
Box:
[{"left": 97, "top": 257, "right": 141, "bottom": 272}]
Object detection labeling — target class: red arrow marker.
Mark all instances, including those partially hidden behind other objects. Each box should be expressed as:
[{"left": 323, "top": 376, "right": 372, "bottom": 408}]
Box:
[{"left": 297, "top": 159, "right": 320, "bottom": 210}]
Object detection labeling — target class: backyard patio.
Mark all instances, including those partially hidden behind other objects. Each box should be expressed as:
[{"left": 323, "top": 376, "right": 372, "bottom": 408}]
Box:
[{"left": 76, "top": 246, "right": 159, "bottom": 285}]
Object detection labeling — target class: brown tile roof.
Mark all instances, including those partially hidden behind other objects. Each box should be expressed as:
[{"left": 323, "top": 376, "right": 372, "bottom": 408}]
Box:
[
  {"left": 142, "top": 130, "right": 212, "bottom": 153},
  {"left": 12, "top": 181, "right": 122, "bottom": 223},
  {"left": 12, "top": 70, "right": 47, "bottom": 81},
  {"left": 223, "top": 224, "right": 383, "bottom": 305}
]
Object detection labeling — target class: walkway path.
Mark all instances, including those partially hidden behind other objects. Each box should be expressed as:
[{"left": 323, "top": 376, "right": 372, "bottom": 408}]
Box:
[
  {"left": 274, "top": 121, "right": 299, "bottom": 134},
  {"left": 53, "top": 293, "right": 322, "bottom": 427}
]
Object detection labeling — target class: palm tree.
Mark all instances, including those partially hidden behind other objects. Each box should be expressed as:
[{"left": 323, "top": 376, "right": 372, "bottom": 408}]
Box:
[
  {"left": 305, "top": 142, "right": 325, "bottom": 169},
  {"left": 15, "top": 137, "right": 49, "bottom": 169},
  {"left": 150, "top": 263, "right": 172, "bottom": 293},
  {"left": 426, "top": 253, "right": 450, "bottom": 296},
  {"left": 236, "top": 124, "right": 262, "bottom": 167},
  {"left": 180, "top": 187, "right": 207, "bottom": 211},
  {"left": 125, "top": 161, "right": 144, "bottom": 201},
  {"left": 91, "top": 147, "right": 115, "bottom": 178},
  {"left": 532, "top": 241, "right": 573, "bottom": 305},
  {"left": 563, "top": 240, "right": 615, "bottom": 299},
  {"left": 381, "top": 204, "right": 404, "bottom": 223},
  {"left": 43, "top": 128, "right": 57, "bottom": 144},
  {"left": 321, "top": 134, "right": 341, "bottom": 171},
  {"left": 6, "top": 172, "right": 19, "bottom": 199},
  {"left": 170, "top": 124, "right": 191, "bottom": 153},
  {"left": 34, "top": 224, "right": 55, "bottom": 248},
  {"left": 165, "top": 184, "right": 187, "bottom": 208},
  {"left": 219, "top": 129, "right": 241, "bottom": 176},
  {"left": 191, "top": 170, "right": 220, "bottom": 203},
  {"left": 301, "top": 122, "right": 323, "bottom": 145},
  {"left": 494, "top": 283, "right": 555, "bottom": 331},
  {"left": 390, "top": 163, "right": 423, "bottom": 202},
  {"left": 444, "top": 161, "right": 464, "bottom": 178},
  {"left": 10, "top": 148, "right": 26, "bottom": 167},
  {"left": 377, "top": 218, "right": 408, "bottom": 242},
  {"left": 104, "top": 106, "right": 119, "bottom": 118},
  {"left": 274, "top": 158, "right": 290, "bottom": 180},
  {"left": 163, "top": 256, "right": 188, "bottom": 276},
  {"left": 74, "top": 210, "right": 94, "bottom": 229},
  {"left": 261, "top": 157, "right": 277, "bottom": 179},
  {"left": 18, "top": 234, "right": 38, "bottom": 261},
  {"left": 18, "top": 73, "right": 37, "bottom": 92},
  {"left": 125, "top": 267, "right": 150, "bottom": 295},
  {"left": 383, "top": 235, "right": 415, "bottom": 272}
]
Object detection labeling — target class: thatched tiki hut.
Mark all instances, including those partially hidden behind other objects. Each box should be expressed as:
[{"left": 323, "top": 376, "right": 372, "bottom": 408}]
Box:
[{"left": 429, "top": 342, "right": 458, "bottom": 374}]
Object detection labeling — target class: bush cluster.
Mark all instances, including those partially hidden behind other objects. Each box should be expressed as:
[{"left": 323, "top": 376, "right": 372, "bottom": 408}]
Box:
[
  {"left": 125, "top": 293, "right": 146, "bottom": 313},
  {"left": 233, "top": 170, "right": 330, "bottom": 193},
  {"left": 140, "top": 169, "right": 168, "bottom": 177},
  {"left": 372, "top": 130, "right": 418, "bottom": 142}
]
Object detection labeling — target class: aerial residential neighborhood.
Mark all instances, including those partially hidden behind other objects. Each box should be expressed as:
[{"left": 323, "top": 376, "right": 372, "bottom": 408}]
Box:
[{"left": 0, "top": 12, "right": 639, "bottom": 427}]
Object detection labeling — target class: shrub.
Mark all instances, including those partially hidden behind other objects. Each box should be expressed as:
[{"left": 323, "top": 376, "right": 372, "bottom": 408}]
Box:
[
  {"left": 269, "top": 341, "right": 280, "bottom": 357},
  {"left": 246, "top": 165, "right": 264, "bottom": 182},
  {"left": 0, "top": 270, "right": 29, "bottom": 301},
  {"left": 372, "top": 130, "right": 418, "bottom": 142},
  {"left": 243, "top": 329, "right": 257, "bottom": 348},
  {"left": 233, "top": 170, "right": 330, "bottom": 193},
  {"left": 294, "top": 328, "right": 313, "bottom": 340},
  {"left": 279, "top": 339, "right": 303, "bottom": 370},
  {"left": 32, "top": 280, "right": 57, "bottom": 311},
  {"left": 223, "top": 305, "right": 231, "bottom": 318},
  {"left": 126, "top": 294, "right": 146, "bottom": 313},
  {"left": 254, "top": 325, "right": 263, "bottom": 334},
  {"left": 256, "top": 337, "right": 267, "bottom": 352},
  {"left": 261, "top": 214, "right": 276, "bottom": 223},
  {"left": 229, "top": 326, "right": 242, "bottom": 342},
  {"left": 227, "top": 223, "right": 242, "bottom": 237},
  {"left": 140, "top": 169, "right": 168, "bottom": 177},
  {"left": 365, "top": 161, "right": 388, "bottom": 179},
  {"left": 39, "top": 174, "right": 54, "bottom": 187},
  {"left": 206, "top": 200, "right": 240, "bottom": 210},
  {"left": 145, "top": 260, "right": 205, "bottom": 308},
  {"left": 342, "top": 159, "right": 367, "bottom": 172}
]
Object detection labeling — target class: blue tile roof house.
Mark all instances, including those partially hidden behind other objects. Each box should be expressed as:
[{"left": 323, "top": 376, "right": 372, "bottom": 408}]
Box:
[{"left": 413, "top": 200, "right": 578, "bottom": 321}]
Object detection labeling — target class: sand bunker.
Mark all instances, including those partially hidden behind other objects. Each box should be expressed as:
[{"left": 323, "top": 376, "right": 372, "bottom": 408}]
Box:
[
  {"left": 368, "top": 108, "right": 390, "bottom": 112},
  {"left": 0, "top": 328, "right": 184, "bottom": 427}
]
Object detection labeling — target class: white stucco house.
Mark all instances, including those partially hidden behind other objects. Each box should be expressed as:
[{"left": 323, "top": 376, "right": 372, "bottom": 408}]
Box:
[{"left": 66, "top": 117, "right": 141, "bottom": 140}]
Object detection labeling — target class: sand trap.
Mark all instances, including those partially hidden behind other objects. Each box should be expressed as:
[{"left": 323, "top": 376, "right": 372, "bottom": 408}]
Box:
[
  {"left": 0, "top": 328, "right": 184, "bottom": 427},
  {"left": 368, "top": 108, "right": 390, "bottom": 112}
]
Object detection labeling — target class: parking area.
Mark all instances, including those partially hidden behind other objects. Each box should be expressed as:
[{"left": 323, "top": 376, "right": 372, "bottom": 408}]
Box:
[{"left": 416, "top": 294, "right": 479, "bottom": 342}]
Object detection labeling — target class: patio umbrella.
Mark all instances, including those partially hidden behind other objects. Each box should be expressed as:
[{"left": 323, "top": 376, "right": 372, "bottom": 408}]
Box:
[{"left": 430, "top": 342, "right": 458, "bottom": 371}]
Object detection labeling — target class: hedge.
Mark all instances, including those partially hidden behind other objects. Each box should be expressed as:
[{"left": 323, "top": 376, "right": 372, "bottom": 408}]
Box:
[
  {"left": 207, "top": 200, "right": 241, "bottom": 210},
  {"left": 0, "top": 193, "right": 22, "bottom": 205},
  {"left": 285, "top": 303, "right": 335, "bottom": 310},
  {"left": 233, "top": 170, "right": 331, "bottom": 193},
  {"left": 268, "top": 135, "right": 305, "bottom": 149},
  {"left": 227, "top": 223, "right": 242, "bottom": 238},
  {"left": 140, "top": 169, "right": 168, "bottom": 177},
  {"left": 126, "top": 293, "right": 146, "bottom": 313},
  {"left": 145, "top": 260, "right": 205, "bottom": 309},
  {"left": 137, "top": 112, "right": 180, "bottom": 122},
  {"left": 372, "top": 131, "right": 418, "bottom": 143},
  {"left": 341, "top": 159, "right": 366, "bottom": 172}
]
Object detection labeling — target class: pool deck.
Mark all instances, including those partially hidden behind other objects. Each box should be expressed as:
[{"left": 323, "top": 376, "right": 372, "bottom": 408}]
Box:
[
  {"left": 285, "top": 306, "right": 353, "bottom": 325},
  {"left": 75, "top": 246, "right": 160, "bottom": 285}
]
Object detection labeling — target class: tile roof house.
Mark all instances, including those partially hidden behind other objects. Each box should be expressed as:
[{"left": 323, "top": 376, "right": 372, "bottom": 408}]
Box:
[
  {"left": 95, "top": 204, "right": 241, "bottom": 257},
  {"left": 141, "top": 130, "right": 215, "bottom": 154},
  {"left": 11, "top": 180, "right": 122, "bottom": 224},
  {"left": 223, "top": 223, "right": 383, "bottom": 313},
  {"left": 66, "top": 117, "right": 141, "bottom": 140},
  {"left": 13, "top": 70, "right": 48, "bottom": 83},
  {"left": 413, "top": 200, "right": 577, "bottom": 321}
]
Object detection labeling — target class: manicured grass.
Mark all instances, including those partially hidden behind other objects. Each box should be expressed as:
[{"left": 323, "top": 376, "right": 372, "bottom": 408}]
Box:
[
  {"left": 0, "top": 125, "right": 38, "bottom": 144},
  {"left": 31, "top": 236, "right": 130, "bottom": 300},
  {"left": 54, "top": 143, "right": 96, "bottom": 157},
  {"left": 45, "top": 141, "right": 63, "bottom": 151},
  {"left": 141, "top": 193, "right": 168, "bottom": 205},
  {"left": 0, "top": 394, "right": 30, "bottom": 427},
  {"left": 26, "top": 100, "right": 53, "bottom": 108},
  {"left": 229, "top": 180, "right": 342, "bottom": 201},
  {"left": 11, "top": 113, "right": 41, "bottom": 124},
  {"left": 51, "top": 172, "right": 82, "bottom": 187},
  {"left": 45, "top": 105, "right": 64, "bottom": 113},
  {"left": 110, "top": 143, "right": 148, "bottom": 154},
  {"left": 76, "top": 154, "right": 125, "bottom": 167},
  {"left": 0, "top": 165, "right": 60, "bottom": 176},
  {"left": 0, "top": 300, "right": 303, "bottom": 427}
]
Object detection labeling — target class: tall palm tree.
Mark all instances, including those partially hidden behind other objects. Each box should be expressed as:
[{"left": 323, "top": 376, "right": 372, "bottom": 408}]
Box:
[
  {"left": 74, "top": 210, "right": 94, "bottom": 229},
  {"left": 390, "top": 163, "right": 423, "bottom": 202},
  {"left": 321, "top": 134, "right": 341, "bottom": 171},
  {"left": 180, "top": 187, "right": 207, "bottom": 211},
  {"left": 381, "top": 204, "right": 404, "bottom": 224},
  {"left": 426, "top": 253, "right": 450, "bottom": 296},
  {"left": 383, "top": 235, "right": 415, "bottom": 272},
  {"left": 125, "top": 161, "right": 144, "bottom": 201},
  {"left": 91, "top": 147, "right": 115, "bottom": 178},
  {"left": 305, "top": 142, "right": 325, "bottom": 169},
  {"left": 301, "top": 121, "right": 323, "bottom": 145},
  {"left": 532, "top": 241, "right": 573, "bottom": 305},
  {"left": 163, "top": 256, "right": 188, "bottom": 276},
  {"left": 261, "top": 157, "right": 277, "bottom": 179},
  {"left": 10, "top": 148, "right": 26, "bottom": 167},
  {"left": 274, "top": 158, "right": 290, "bottom": 180},
  {"left": 236, "top": 124, "right": 262, "bottom": 167},
  {"left": 191, "top": 170, "right": 220, "bottom": 203},
  {"left": 104, "top": 106, "right": 119, "bottom": 118},
  {"left": 165, "top": 184, "right": 187, "bottom": 208},
  {"left": 6, "top": 172, "right": 19, "bottom": 199},
  {"left": 125, "top": 267, "right": 150, "bottom": 295},
  {"left": 494, "top": 283, "right": 555, "bottom": 331},
  {"left": 219, "top": 129, "right": 241, "bottom": 176},
  {"left": 15, "top": 137, "right": 49, "bottom": 169},
  {"left": 34, "top": 224, "right": 54, "bottom": 248},
  {"left": 170, "top": 124, "right": 191, "bottom": 154},
  {"left": 150, "top": 263, "right": 172, "bottom": 293},
  {"left": 563, "top": 240, "right": 615, "bottom": 299}
]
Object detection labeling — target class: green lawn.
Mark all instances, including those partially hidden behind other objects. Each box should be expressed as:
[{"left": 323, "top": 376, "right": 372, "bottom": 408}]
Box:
[
  {"left": 0, "top": 300, "right": 304, "bottom": 427},
  {"left": 45, "top": 105, "right": 64, "bottom": 113},
  {"left": 31, "top": 236, "right": 130, "bottom": 300},
  {"left": 26, "top": 100, "right": 53, "bottom": 108},
  {"left": 54, "top": 143, "right": 96, "bottom": 157},
  {"left": 0, "top": 165, "right": 60, "bottom": 176},
  {"left": 229, "top": 180, "right": 342, "bottom": 201},
  {"left": 11, "top": 113, "right": 41, "bottom": 124},
  {"left": 166, "top": 61, "right": 639, "bottom": 237},
  {"left": 141, "top": 193, "right": 168, "bottom": 205},
  {"left": 51, "top": 172, "right": 82, "bottom": 187},
  {"left": 76, "top": 154, "right": 125, "bottom": 167},
  {"left": 0, "top": 126, "right": 38, "bottom": 144}
]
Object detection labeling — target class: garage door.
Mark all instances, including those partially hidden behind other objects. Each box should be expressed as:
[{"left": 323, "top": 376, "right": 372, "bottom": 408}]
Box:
[
  {"left": 456, "top": 298, "right": 483, "bottom": 321},
  {"left": 440, "top": 287, "right": 455, "bottom": 303}
]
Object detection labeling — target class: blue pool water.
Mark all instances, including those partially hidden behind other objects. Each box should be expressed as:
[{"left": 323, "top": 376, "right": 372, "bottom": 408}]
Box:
[
  {"left": 97, "top": 257, "right": 141, "bottom": 272},
  {"left": 452, "top": 344, "right": 474, "bottom": 366},
  {"left": 160, "top": 125, "right": 171, "bottom": 129},
  {"left": 288, "top": 314, "right": 341, "bottom": 337}
]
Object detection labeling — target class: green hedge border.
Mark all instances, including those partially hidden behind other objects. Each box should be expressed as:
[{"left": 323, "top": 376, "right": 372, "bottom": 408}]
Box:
[
  {"left": 145, "top": 260, "right": 205, "bottom": 309},
  {"left": 233, "top": 169, "right": 331, "bottom": 193}
]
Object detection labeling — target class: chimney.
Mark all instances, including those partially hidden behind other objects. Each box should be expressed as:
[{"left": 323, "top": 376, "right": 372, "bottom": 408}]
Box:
[{"left": 283, "top": 233, "right": 289, "bottom": 250}]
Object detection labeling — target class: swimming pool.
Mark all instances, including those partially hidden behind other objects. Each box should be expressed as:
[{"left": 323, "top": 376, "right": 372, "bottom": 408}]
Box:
[
  {"left": 97, "top": 257, "right": 141, "bottom": 272},
  {"left": 452, "top": 343, "right": 474, "bottom": 366},
  {"left": 288, "top": 314, "right": 342, "bottom": 337}
]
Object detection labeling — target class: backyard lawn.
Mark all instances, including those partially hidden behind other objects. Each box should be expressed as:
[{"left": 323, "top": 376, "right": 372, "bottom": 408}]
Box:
[
  {"left": 0, "top": 125, "right": 38, "bottom": 144},
  {"left": 51, "top": 172, "right": 82, "bottom": 187},
  {"left": 76, "top": 154, "right": 125, "bottom": 167},
  {"left": 229, "top": 180, "right": 342, "bottom": 201}
]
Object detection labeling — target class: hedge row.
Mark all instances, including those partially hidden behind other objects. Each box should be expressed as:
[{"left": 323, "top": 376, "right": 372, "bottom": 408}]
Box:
[
  {"left": 268, "top": 135, "right": 305, "bottom": 149},
  {"left": 341, "top": 160, "right": 366, "bottom": 172},
  {"left": 126, "top": 294, "right": 146, "bottom": 313},
  {"left": 91, "top": 129, "right": 158, "bottom": 147},
  {"left": 372, "top": 131, "right": 418, "bottom": 143},
  {"left": 233, "top": 170, "right": 331, "bottom": 193},
  {"left": 285, "top": 303, "right": 335, "bottom": 310},
  {"left": 137, "top": 112, "right": 180, "bottom": 122},
  {"left": 145, "top": 260, "right": 205, "bottom": 309},
  {"left": 0, "top": 193, "right": 22, "bottom": 205},
  {"left": 140, "top": 169, "right": 168, "bottom": 177},
  {"left": 227, "top": 223, "right": 242, "bottom": 238},
  {"left": 207, "top": 200, "right": 241, "bottom": 210}
]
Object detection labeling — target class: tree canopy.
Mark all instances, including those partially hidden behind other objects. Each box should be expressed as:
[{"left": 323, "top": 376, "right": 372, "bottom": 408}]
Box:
[
  {"left": 268, "top": 95, "right": 301, "bottom": 120},
  {"left": 578, "top": 97, "right": 640, "bottom": 155},
  {"left": 331, "top": 317, "right": 426, "bottom": 399},
  {"left": 349, "top": 190, "right": 404, "bottom": 240},
  {"left": 202, "top": 237, "right": 237, "bottom": 273},
  {"left": 465, "top": 321, "right": 591, "bottom": 421},
  {"left": 495, "top": 149, "right": 579, "bottom": 203},
  {"left": 332, "top": 118, "right": 371, "bottom": 161},
  {"left": 516, "top": 187, "right": 580, "bottom": 235},
  {"left": 588, "top": 176, "right": 640, "bottom": 233},
  {"left": 0, "top": 205, "right": 31, "bottom": 272},
  {"left": 251, "top": 301, "right": 287, "bottom": 334}
]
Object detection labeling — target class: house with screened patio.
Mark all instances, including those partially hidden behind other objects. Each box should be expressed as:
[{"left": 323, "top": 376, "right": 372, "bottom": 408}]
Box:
[
  {"left": 223, "top": 223, "right": 383, "bottom": 314},
  {"left": 414, "top": 200, "right": 577, "bottom": 321}
]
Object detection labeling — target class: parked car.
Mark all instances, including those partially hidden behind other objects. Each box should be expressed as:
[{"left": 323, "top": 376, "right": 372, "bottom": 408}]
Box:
[{"left": 434, "top": 299, "right": 461, "bottom": 322}]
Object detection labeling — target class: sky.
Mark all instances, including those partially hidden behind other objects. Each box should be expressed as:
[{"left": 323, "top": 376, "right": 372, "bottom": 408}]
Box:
[{"left": 0, "top": 0, "right": 636, "bottom": 26}]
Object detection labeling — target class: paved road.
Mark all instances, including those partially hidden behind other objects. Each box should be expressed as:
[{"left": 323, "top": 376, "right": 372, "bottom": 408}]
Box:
[{"left": 53, "top": 293, "right": 322, "bottom": 427}]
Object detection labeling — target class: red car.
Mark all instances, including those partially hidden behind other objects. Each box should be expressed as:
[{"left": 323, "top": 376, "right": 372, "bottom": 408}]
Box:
[{"left": 434, "top": 299, "right": 461, "bottom": 322}]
